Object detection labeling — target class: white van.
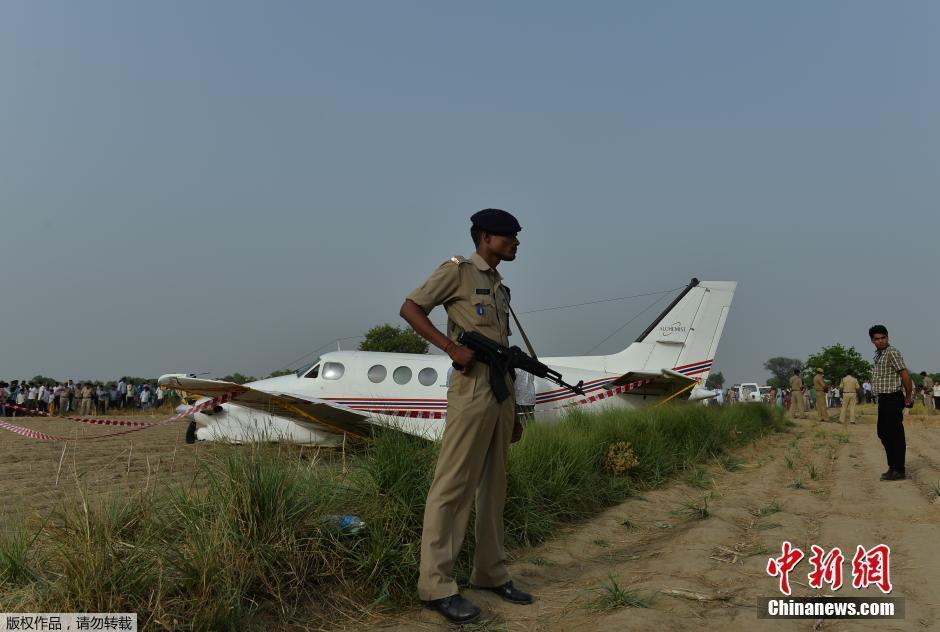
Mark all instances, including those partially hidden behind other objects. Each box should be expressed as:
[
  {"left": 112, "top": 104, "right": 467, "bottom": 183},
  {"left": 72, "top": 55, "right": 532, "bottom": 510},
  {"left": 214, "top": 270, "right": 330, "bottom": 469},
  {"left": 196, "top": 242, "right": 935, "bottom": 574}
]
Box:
[
  {"left": 759, "top": 386, "right": 772, "bottom": 402},
  {"left": 736, "top": 383, "right": 762, "bottom": 403}
]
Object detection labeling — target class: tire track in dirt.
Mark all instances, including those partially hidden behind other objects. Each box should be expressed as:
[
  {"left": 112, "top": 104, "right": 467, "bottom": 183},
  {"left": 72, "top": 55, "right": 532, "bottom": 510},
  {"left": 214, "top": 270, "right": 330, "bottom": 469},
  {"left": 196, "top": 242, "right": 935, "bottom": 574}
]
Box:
[{"left": 813, "top": 414, "right": 940, "bottom": 631}]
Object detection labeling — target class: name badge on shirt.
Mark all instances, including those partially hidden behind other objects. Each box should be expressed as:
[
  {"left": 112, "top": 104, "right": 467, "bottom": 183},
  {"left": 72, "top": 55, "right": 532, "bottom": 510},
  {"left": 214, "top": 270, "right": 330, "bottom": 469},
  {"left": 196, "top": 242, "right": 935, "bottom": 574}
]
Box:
[{"left": 475, "top": 288, "right": 491, "bottom": 295}]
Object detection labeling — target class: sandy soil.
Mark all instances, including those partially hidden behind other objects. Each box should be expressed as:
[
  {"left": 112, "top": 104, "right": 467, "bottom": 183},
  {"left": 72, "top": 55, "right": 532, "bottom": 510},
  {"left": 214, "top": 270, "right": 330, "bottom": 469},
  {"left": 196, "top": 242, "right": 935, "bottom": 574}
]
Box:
[
  {"left": 362, "top": 409, "right": 940, "bottom": 632},
  {"left": 0, "top": 413, "right": 216, "bottom": 531}
]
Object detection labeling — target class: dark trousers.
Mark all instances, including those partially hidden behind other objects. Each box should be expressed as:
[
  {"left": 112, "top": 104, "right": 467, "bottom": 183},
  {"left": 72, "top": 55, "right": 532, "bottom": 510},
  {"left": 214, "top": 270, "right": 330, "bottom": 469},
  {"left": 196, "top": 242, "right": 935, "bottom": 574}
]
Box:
[{"left": 877, "top": 391, "right": 906, "bottom": 473}]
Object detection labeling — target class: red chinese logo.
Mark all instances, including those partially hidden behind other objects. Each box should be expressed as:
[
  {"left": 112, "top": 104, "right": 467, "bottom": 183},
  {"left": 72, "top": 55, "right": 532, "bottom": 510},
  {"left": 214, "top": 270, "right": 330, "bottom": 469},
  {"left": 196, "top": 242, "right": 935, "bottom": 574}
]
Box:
[
  {"left": 851, "top": 544, "right": 892, "bottom": 593},
  {"left": 807, "top": 545, "right": 844, "bottom": 591},
  {"left": 766, "top": 541, "right": 805, "bottom": 596},
  {"left": 767, "top": 543, "right": 892, "bottom": 595}
]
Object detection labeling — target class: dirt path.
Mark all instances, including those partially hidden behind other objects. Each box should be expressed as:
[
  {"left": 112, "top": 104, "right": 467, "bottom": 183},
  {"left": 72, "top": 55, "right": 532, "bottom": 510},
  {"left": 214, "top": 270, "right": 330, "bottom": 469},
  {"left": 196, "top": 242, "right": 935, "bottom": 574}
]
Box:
[{"left": 362, "top": 411, "right": 940, "bottom": 631}]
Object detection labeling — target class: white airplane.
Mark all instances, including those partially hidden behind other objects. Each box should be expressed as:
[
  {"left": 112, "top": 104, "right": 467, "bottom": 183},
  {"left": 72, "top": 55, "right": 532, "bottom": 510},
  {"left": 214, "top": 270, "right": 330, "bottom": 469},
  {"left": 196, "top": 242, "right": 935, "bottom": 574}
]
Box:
[{"left": 159, "top": 278, "right": 735, "bottom": 446}]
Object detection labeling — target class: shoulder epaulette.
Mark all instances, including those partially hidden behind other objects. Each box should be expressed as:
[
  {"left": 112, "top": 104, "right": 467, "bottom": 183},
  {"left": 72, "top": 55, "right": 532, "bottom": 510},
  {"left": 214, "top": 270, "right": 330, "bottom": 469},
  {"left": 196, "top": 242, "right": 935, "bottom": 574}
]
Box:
[{"left": 449, "top": 255, "right": 468, "bottom": 265}]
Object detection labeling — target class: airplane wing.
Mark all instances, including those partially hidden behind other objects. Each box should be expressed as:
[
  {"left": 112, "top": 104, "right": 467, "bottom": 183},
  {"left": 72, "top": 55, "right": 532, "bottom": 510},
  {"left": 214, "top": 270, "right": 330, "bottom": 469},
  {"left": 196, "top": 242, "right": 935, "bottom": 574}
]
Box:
[
  {"left": 158, "top": 375, "right": 375, "bottom": 440},
  {"left": 604, "top": 368, "right": 701, "bottom": 400}
]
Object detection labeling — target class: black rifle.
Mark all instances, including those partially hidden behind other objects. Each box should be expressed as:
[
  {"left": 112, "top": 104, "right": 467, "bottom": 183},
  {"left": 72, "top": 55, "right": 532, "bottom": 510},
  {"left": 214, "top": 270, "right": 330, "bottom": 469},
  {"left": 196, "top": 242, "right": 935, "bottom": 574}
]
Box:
[{"left": 452, "top": 331, "right": 585, "bottom": 402}]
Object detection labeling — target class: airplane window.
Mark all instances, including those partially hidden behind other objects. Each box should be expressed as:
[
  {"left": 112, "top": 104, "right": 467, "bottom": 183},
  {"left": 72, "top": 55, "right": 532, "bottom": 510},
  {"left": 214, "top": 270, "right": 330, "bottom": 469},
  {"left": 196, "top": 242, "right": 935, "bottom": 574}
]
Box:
[
  {"left": 368, "top": 365, "right": 387, "bottom": 383},
  {"left": 418, "top": 367, "right": 438, "bottom": 386},
  {"left": 297, "top": 358, "right": 320, "bottom": 378},
  {"left": 322, "top": 362, "right": 345, "bottom": 380},
  {"left": 393, "top": 366, "right": 412, "bottom": 385},
  {"left": 303, "top": 363, "right": 320, "bottom": 379}
]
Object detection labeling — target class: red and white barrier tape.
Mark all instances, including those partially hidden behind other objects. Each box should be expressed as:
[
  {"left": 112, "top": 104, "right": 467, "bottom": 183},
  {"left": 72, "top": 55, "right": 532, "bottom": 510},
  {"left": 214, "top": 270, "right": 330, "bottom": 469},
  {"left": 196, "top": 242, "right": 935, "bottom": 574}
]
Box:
[
  {"left": 3, "top": 402, "right": 158, "bottom": 427},
  {"left": 0, "top": 393, "right": 236, "bottom": 442}
]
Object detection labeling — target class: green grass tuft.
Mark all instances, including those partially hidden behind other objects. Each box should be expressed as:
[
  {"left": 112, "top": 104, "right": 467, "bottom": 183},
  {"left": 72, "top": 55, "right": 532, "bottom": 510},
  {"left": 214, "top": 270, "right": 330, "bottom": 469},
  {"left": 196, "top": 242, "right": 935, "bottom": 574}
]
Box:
[
  {"left": 807, "top": 463, "right": 822, "bottom": 481},
  {"left": 717, "top": 454, "right": 744, "bottom": 471},
  {"left": 676, "top": 495, "right": 710, "bottom": 520},
  {"left": 590, "top": 575, "right": 651, "bottom": 611},
  {"left": 683, "top": 465, "right": 710, "bottom": 489},
  {"left": 754, "top": 499, "right": 783, "bottom": 517},
  {"left": 928, "top": 481, "right": 940, "bottom": 500}
]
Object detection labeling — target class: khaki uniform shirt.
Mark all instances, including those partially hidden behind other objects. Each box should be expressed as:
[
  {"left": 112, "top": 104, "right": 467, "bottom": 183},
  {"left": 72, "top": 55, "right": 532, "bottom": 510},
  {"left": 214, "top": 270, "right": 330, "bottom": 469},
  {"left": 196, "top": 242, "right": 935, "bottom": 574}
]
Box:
[
  {"left": 923, "top": 376, "right": 935, "bottom": 392},
  {"left": 813, "top": 374, "right": 826, "bottom": 392},
  {"left": 789, "top": 375, "right": 804, "bottom": 392},
  {"left": 839, "top": 375, "right": 859, "bottom": 394},
  {"left": 407, "top": 253, "right": 511, "bottom": 347}
]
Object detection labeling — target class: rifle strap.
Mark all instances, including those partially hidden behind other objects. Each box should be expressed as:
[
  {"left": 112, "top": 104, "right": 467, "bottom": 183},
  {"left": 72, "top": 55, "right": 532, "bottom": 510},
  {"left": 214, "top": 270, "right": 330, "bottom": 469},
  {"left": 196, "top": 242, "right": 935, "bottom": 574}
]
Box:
[{"left": 508, "top": 303, "right": 539, "bottom": 360}]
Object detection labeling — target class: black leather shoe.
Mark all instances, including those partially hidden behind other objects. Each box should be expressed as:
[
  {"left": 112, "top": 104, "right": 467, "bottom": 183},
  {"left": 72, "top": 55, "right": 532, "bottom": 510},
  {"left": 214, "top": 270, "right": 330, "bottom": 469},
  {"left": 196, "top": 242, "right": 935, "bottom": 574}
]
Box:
[
  {"left": 880, "top": 470, "right": 905, "bottom": 481},
  {"left": 473, "top": 581, "right": 534, "bottom": 605},
  {"left": 423, "top": 594, "right": 481, "bottom": 625}
]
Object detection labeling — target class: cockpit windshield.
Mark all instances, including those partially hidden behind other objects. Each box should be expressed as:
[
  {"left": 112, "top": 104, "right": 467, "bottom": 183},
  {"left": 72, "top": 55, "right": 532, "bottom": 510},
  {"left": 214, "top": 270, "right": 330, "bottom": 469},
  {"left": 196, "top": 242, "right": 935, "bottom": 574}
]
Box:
[{"left": 295, "top": 358, "right": 321, "bottom": 378}]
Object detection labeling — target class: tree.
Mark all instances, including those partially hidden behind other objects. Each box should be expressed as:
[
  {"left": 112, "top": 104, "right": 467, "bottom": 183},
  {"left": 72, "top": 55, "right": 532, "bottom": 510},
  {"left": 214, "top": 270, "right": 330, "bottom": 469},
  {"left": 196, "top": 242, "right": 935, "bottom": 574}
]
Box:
[
  {"left": 221, "top": 372, "right": 256, "bottom": 384},
  {"left": 804, "top": 344, "right": 872, "bottom": 382},
  {"left": 266, "top": 369, "right": 294, "bottom": 378},
  {"left": 763, "top": 357, "right": 803, "bottom": 388},
  {"left": 358, "top": 324, "right": 429, "bottom": 354},
  {"left": 705, "top": 371, "right": 725, "bottom": 389}
]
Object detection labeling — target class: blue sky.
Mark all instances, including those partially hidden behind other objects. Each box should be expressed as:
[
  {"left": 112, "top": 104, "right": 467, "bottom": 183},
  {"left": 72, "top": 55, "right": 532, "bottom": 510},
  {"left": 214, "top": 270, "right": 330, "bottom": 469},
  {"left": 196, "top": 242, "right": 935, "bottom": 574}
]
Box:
[{"left": 1, "top": 2, "right": 937, "bottom": 384}]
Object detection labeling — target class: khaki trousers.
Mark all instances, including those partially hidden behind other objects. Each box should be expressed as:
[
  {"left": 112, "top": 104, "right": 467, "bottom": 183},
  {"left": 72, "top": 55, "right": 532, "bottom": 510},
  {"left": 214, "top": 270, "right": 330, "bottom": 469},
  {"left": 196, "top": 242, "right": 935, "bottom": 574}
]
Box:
[
  {"left": 816, "top": 393, "right": 829, "bottom": 422},
  {"left": 80, "top": 398, "right": 91, "bottom": 415},
  {"left": 58, "top": 396, "right": 69, "bottom": 416},
  {"left": 790, "top": 391, "right": 805, "bottom": 417},
  {"left": 840, "top": 393, "right": 857, "bottom": 424},
  {"left": 418, "top": 362, "right": 515, "bottom": 601}
]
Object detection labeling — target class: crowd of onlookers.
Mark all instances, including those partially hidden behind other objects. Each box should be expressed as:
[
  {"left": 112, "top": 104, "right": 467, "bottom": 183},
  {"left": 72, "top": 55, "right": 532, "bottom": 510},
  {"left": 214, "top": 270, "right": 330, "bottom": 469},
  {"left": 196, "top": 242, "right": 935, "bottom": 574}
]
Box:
[
  {"left": 718, "top": 375, "right": 940, "bottom": 411},
  {"left": 0, "top": 378, "right": 181, "bottom": 417}
]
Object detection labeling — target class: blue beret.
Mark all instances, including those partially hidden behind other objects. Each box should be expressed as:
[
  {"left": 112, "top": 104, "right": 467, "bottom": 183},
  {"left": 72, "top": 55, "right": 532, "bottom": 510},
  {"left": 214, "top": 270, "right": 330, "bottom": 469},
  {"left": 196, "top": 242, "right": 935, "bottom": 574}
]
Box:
[{"left": 470, "top": 208, "right": 521, "bottom": 235}]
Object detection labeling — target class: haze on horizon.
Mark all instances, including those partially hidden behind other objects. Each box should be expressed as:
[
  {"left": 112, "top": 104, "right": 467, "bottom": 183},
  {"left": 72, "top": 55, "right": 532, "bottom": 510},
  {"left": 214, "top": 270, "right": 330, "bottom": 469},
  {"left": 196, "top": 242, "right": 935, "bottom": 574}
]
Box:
[{"left": 1, "top": 2, "right": 937, "bottom": 387}]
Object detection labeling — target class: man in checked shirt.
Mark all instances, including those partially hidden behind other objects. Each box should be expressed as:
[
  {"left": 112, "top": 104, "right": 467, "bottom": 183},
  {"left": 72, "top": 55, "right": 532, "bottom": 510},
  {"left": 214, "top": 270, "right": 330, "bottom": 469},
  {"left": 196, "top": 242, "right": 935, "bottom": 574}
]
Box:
[{"left": 869, "top": 325, "right": 914, "bottom": 481}]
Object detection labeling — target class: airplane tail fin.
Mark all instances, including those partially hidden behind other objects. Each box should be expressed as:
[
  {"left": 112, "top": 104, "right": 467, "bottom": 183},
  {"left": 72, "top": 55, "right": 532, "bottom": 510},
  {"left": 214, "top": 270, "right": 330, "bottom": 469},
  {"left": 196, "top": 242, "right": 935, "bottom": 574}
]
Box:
[{"left": 603, "top": 279, "right": 736, "bottom": 382}]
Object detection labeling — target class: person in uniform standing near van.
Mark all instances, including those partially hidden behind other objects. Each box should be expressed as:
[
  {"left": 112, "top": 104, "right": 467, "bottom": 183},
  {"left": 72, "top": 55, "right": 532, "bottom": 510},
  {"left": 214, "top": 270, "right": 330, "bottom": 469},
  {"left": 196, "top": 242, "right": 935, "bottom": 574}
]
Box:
[
  {"left": 813, "top": 368, "right": 829, "bottom": 422},
  {"left": 789, "top": 369, "right": 806, "bottom": 419},
  {"left": 400, "top": 209, "right": 532, "bottom": 625},
  {"left": 920, "top": 372, "right": 935, "bottom": 412},
  {"left": 839, "top": 369, "right": 859, "bottom": 425}
]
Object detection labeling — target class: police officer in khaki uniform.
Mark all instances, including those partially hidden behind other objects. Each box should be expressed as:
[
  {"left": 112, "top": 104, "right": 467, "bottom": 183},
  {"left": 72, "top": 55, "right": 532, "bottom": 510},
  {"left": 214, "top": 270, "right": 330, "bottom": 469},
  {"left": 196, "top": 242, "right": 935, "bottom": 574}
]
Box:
[
  {"left": 839, "top": 369, "right": 859, "bottom": 425},
  {"left": 921, "top": 372, "right": 935, "bottom": 412},
  {"left": 400, "top": 209, "right": 532, "bottom": 625},
  {"left": 789, "top": 369, "right": 806, "bottom": 419},
  {"left": 813, "top": 368, "right": 829, "bottom": 422},
  {"left": 80, "top": 383, "right": 93, "bottom": 416},
  {"left": 58, "top": 383, "right": 69, "bottom": 416}
]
